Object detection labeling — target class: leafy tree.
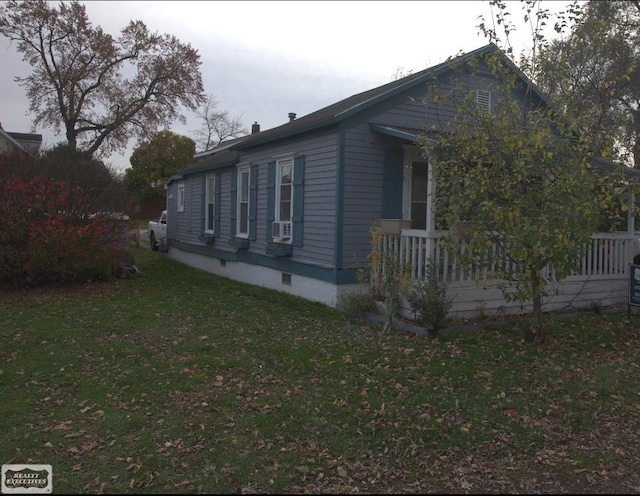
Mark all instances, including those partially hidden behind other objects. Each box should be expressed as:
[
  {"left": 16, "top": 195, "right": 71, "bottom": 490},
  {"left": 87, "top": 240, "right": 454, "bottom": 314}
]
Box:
[
  {"left": 39, "top": 143, "right": 133, "bottom": 216},
  {"left": 125, "top": 130, "right": 195, "bottom": 202},
  {"left": 192, "top": 93, "right": 248, "bottom": 151},
  {"left": 532, "top": 1, "right": 640, "bottom": 168},
  {"left": 0, "top": 0, "right": 204, "bottom": 157},
  {"left": 423, "top": 36, "right": 627, "bottom": 343},
  {"left": 2, "top": 142, "right": 132, "bottom": 216}
]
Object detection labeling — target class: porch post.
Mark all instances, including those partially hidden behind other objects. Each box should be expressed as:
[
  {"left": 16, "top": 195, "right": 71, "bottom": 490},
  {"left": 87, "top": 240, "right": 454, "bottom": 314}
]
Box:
[
  {"left": 628, "top": 184, "right": 635, "bottom": 266},
  {"left": 628, "top": 184, "right": 635, "bottom": 235},
  {"left": 425, "top": 155, "right": 435, "bottom": 265}
]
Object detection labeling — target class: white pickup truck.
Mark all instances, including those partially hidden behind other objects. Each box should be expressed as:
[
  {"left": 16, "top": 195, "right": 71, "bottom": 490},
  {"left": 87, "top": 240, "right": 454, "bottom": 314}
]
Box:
[{"left": 148, "top": 210, "right": 167, "bottom": 251}]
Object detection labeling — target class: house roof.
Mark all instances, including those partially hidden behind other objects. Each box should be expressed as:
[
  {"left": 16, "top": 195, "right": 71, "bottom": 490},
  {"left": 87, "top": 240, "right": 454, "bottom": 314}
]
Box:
[
  {"left": 230, "top": 43, "right": 543, "bottom": 150},
  {"left": 193, "top": 135, "right": 248, "bottom": 159},
  {"left": 173, "top": 43, "right": 610, "bottom": 183},
  {"left": 167, "top": 149, "right": 240, "bottom": 184},
  {"left": 0, "top": 128, "right": 27, "bottom": 153},
  {"left": 590, "top": 156, "right": 640, "bottom": 181},
  {"left": 366, "top": 126, "right": 640, "bottom": 181},
  {"left": 6, "top": 131, "right": 42, "bottom": 144},
  {"left": 369, "top": 124, "right": 442, "bottom": 148},
  {"left": 172, "top": 44, "right": 516, "bottom": 182},
  {"left": 0, "top": 127, "right": 43, "bottom": 154}
]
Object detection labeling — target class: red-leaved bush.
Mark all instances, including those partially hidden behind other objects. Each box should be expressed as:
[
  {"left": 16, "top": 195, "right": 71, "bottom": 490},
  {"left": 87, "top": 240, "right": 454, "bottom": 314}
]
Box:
[{"left": 0, "top": 150, "right": 131, "bottom": 286}]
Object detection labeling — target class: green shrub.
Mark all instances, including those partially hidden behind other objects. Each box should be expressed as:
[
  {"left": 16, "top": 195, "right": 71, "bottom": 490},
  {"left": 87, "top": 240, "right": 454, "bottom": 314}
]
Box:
[
  {"left": 407, "top": 268, "right": 453, "bottom": 336},
  {"left": 339, "top": 289, "right": 377, "bottom": 317}
]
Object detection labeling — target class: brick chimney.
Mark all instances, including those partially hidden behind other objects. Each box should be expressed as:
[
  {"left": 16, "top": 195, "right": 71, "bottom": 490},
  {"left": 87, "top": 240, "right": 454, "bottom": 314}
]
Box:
[
  {"left": 288, "top": 112, "right": 297, "bottom": 122},
  {"left": 251, "top": 121, "right": 260, "bottom": 134}
]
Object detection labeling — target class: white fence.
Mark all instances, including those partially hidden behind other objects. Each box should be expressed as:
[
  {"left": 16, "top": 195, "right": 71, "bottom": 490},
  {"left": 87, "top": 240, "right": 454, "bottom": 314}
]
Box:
[
  {"left": 383, "top": 230, "right": 636, "bottom": 282},
  {"left": 379, "top": 230, "right": 637, "bottom": 317}
]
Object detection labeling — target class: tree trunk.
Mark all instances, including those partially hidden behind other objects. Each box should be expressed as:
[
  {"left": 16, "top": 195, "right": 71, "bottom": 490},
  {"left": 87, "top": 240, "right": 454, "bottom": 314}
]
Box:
[
  {"left": 633, "top": 114, "right": 640, "bottom": 169},
  {"left": 66, "top": 125, "right": 78, "bottom": 151},
  {"left": 523, "top": 267, "right": 545, "bottom": 344}
]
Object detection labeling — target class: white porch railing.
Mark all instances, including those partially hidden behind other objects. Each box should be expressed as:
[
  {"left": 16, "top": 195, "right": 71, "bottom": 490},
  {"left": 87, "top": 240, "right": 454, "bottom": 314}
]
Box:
[{"left": 381, "top": 230, "right": 637, "bottom": 283}]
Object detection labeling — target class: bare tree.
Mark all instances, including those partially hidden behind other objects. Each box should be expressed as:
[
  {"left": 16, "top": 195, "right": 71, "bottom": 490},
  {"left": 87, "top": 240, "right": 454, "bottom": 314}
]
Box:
[
  {"left": 0, "top": 0, "right": 205, "bottom": 158},
  {"left": 192, "top": 93, "right": 248, "bottom": 151}
]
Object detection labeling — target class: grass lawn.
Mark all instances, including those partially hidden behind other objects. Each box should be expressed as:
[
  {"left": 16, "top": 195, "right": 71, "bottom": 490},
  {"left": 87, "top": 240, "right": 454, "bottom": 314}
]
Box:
[{"left": 1, "top": 247, "right": 640, "bottom": 494}]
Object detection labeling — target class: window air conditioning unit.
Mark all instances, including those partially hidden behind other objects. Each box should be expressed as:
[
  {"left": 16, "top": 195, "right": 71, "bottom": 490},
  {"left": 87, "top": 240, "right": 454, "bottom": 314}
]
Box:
[{"left": 272, "top": 221, "right": 292, "bottom": 241}]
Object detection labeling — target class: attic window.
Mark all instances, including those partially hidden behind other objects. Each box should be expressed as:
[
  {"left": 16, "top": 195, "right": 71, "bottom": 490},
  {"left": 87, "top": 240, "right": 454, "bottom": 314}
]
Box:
[{"left": 476, "top": 90, "right": 492, "bottom": 113}]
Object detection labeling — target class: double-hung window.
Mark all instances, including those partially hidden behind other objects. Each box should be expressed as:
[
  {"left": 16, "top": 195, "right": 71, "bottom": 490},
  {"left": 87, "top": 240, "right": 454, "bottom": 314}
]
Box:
[
  {"left": 205, "top": 174, "right": 215, "bottom": 233},
  {"left": 267, "top": 154, "right": 303, "bottom": 249},
  {"left": 177, "top": 183, "right": 185, "bottom": 213},
  {"left": 236, "top": 165, "right": 250, "bottom": 237},
  {"left": 273, "top": 157, "right": 293, "bottom": 242}
]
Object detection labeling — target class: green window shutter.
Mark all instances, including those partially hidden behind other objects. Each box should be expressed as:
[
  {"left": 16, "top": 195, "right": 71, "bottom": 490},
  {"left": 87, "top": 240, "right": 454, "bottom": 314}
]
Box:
[
  {"left": 292, "top": 155, "right": 305, "bottom": 246},
  {"left": 230, "top": 168, "right": 237, "bottom": 238},
  {"left": 200, "top": 175, "right": 206, "bottom": 233},
  {"left": 214, "top": 172, "right": 221, "bottom": 234},
  {"left": 266, "top": 161, "right": 276, "bottom": 242},
  {"left": 382, "top": 147, "right": 404, "bottom": 218},
  {"left": 249, "top": 164, "right": 258, "bottom": 240}
]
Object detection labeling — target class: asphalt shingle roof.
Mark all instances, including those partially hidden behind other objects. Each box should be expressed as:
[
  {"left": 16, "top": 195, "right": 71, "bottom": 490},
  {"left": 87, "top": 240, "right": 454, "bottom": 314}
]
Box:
[
  {"left": 232, "top": 44, "right": 502, "bottom": 150},
  {"left": 175, "top": 43, "right": 638, "bottom": 181},
  {"left": 172, "top": 44, "right": 502, "bottom": 181}
]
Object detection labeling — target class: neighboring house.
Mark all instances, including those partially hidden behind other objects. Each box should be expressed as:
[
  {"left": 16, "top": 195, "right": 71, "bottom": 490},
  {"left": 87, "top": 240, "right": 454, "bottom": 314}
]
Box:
[
  {"left": 166, "top": 43, "right": 638, "bottom": 318},
  {"left": 0, "top": 124, "right": 42, "bottom": 155}
]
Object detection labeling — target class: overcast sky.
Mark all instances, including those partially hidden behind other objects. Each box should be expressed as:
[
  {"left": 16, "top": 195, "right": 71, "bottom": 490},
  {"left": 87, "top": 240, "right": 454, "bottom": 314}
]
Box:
[{"left": 0, "top": 0, "right": 572, "bottom": 171}]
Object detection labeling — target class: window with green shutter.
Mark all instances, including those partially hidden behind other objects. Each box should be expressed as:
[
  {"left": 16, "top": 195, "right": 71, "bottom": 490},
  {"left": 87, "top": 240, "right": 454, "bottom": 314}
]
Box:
[
  {"left": 237, "top": 165, "right": 250, "bottom": 237},
  {"left": 270, "top": 155, "right": 304, "bottom": 245},
  {"left": 205, "top": 174, "right": 216, "bottom": 233}
]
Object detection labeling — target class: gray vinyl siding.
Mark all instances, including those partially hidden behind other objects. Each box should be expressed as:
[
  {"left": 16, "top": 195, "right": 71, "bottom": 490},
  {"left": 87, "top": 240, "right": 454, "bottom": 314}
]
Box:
[
  {"left": 0, "top": 135, "right": 15, "bottom": 154},
  {"left": 168, "top": 60, "right": 524, "bottom": 278},
  {"left": 167, "top": 182, "right": 176, "bottom": 241},
  {"left": 338, "top": 70, "right": 517, "bottom": 269},
  {"left": 341, "top": 122, "right": 386, "bottom": 267},
  {"left": 338, "top": 74, "right": 478, "bottom": 267},
  {"left": 170, "top": 132, "right": 338, "bottom": 269},
  {"left": 170, "top": 178, "right": 201, "bottom": 244},
  {"left": 169, "top": 170, "right": 233, "bottom": 247},
  {"left": 372, "top": 89, "right": 436, "bottom": 130},
  {"left": 239, "top": 133, "right": 338, "bottom": 268},
  {"left": 373, "top": 74, "right": 482, "bottom": 132}
]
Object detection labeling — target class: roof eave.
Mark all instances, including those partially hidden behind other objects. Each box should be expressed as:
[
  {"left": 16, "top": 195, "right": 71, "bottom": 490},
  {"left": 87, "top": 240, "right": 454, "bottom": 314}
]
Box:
[
  {"left": 336, "top": 44, "right": 501, "bottom": 122},
  {"left": 0, "top": 129, "right": 27, "bottom": 152},
  {"left": 369, "top": 124, "right": 442, "bottom": 148},
  {"left": 234, "top": 118, "right": 341, "bottom": 150},
  {"left": 193, "top": 137, "right": 249, "bottom": 158}
]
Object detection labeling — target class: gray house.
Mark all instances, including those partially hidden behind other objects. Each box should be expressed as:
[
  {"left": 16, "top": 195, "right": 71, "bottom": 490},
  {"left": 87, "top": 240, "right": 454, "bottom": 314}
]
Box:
[
  {"left": 0, "top": 124, "right": 42, "bottom": 155},
  {"left": 166, "top": 44, "right": 637, "bottom": 317}
]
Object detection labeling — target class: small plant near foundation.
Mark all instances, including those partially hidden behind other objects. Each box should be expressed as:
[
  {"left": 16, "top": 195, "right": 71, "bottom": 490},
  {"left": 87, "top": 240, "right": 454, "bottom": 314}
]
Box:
[
  {"left": 358, "top": 221, "right": 411, "bottom": 330},
  {"left": 407, "top": 264, "right": 453, "bottom": 336},
  {"left": 339, "top": 289, "right": 377, "bottom": 317}
]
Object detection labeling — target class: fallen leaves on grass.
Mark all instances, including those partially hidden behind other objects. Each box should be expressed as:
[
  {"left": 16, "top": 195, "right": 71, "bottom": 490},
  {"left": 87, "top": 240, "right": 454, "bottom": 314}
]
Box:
[{"left": 3, "top": 250, "right": 640, "bottom": 493}]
